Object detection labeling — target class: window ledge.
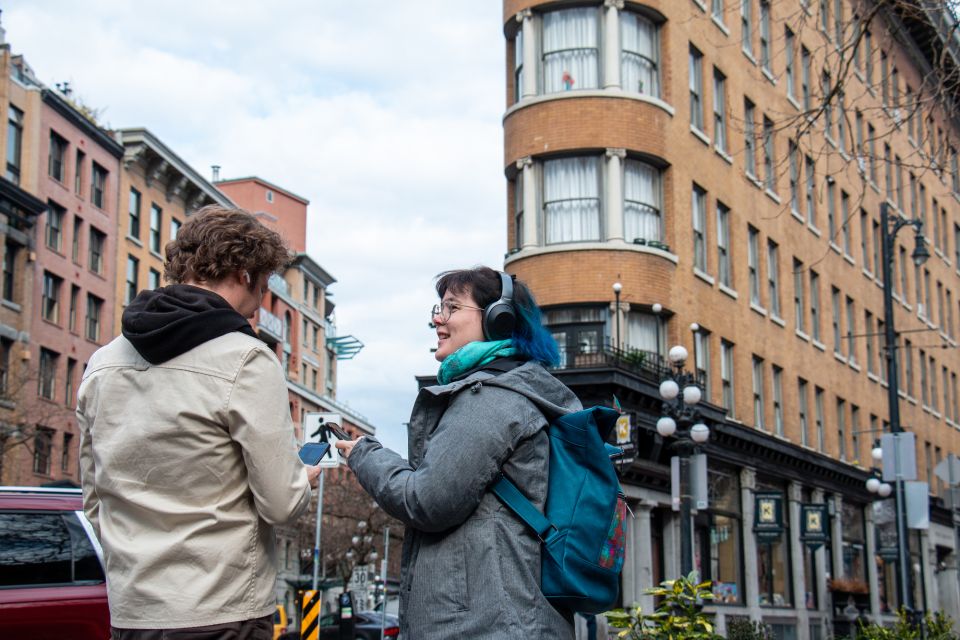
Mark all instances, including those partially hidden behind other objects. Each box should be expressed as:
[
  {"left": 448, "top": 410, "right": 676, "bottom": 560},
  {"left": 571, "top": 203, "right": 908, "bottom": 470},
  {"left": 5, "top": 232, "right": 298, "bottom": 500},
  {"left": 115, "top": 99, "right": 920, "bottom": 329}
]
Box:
[
  {"left": 504, "top": 90, "right": 677, "bottom": 119},
  {"left": 790, "top": 209, "right": 805, "bottom": 224},
  {"left": 718, "top": 283, "right": 738, "bottom": 300},
  {"left": 765, "top": 189, "right": 781, "bottom": 204},
  {"left": 829, "top": 242, "right": 842, "bottom": 254},
  {"left": 869, "top": 181, "right": 880, "bottom": 194},
  {"left": 692, "top": 0, "right": 707, "bottom": 11},
  {"left": 906, "top": 396, "right": 918, "bottom": 406},
  {"left": 786, "top": 94, "right": 801, "bottom": 111},
  {"left": 795, "top": 329, "right": 810, "bottom": 342},
  {"left": 812, "top": 339, "right": 826, "bottom": 352},
  {"left": 750, "top": 302, "right": 768, "bottom": 317},
  {"left": 693, "top": 268, "right": 715, "bottom": 286},
  {"left": 126, "top": 235, "right": 143, "bottom": 248},
  {"left": 843, "top": 254, "right": 855, "bottom": 266},
  {"left": 690, "top": 125, "right": 711, "bottom": 146},
  {"left": 771, "top": 314, "right": 786, "bottom": 328},
  {"left": 711, "top": 15, "right": 729, "bottom": 35},
  {"left": 745, "top": 173, "right": 763, "bottom": 189},
  {"left": 742, "top": 49, "right": 758, "bottom": 66},
  {"left": 715, "top": 147, "right": 734, "bottom": 164},
  {"left": 808, "top": 224, "right": 821, "bottom": 238},
  {"left": 1, "top": 299, "right": 21, "bottom": 312},
  {"left": 504, "top": 240, "right": 680, "bottom": 267},
  {"left": 834, "top": 351, "right": 848, "bottom": 364},
  {"left": 862, "top": 268, "right": 874, "bottom": 280},
  {"left": 149, "top": 250, "right": 163, "bottom": 260},
  {"left": 761, "top": 68, "right": 777, "bottom": 85},
  {"left": 867, "top": 372, "right": 880, "bottom": 383},
  {"left": 848, "top": 360, "right": 861, "bottom": 372}
]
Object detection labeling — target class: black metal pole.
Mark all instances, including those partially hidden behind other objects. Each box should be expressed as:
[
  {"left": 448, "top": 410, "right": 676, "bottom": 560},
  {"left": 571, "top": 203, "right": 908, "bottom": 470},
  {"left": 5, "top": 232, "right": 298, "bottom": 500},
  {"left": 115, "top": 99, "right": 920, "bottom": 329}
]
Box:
[
  {"left": 879, "top": 201, "right": 914, "bottom": 613},
  {"left": 615, "top": 291, "right": 621, "bottom": 352},
  {"left": 680, "top": 451, "right": 693, "bottom": 577}
]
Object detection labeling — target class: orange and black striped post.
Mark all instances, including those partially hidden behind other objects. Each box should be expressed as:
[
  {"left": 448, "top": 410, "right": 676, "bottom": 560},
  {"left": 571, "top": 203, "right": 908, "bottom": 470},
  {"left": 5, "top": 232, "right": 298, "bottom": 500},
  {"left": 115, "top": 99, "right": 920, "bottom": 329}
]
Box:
[{"left": 300, "top": 589, "right": 320, "bottom": 640}]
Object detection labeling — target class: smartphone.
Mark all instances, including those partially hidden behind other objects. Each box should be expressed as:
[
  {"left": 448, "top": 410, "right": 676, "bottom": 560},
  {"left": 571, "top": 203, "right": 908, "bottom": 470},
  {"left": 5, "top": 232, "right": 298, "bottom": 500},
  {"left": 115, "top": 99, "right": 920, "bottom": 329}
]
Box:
[
  {"left": 298, "top": 442, "right": 331, "bottom": 465},
  {"left": 325, "top": 423, "right": 351, "bottom": 441}
]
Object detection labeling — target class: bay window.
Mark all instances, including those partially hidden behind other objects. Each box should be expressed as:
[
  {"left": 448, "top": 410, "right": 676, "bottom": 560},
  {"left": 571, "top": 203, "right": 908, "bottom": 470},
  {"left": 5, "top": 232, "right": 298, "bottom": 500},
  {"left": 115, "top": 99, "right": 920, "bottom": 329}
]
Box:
[
  {"left": 543, "top": 8, "right": 599, "bottom": 93},
  {"left": 621, "top": 11, "right": 659, "bottom": 96},
  {"left": 544, "top": 157, "right": 601, "bottom": 244},
  {"left": 624, "top": 159, "right": 661, "bottom": 243}
]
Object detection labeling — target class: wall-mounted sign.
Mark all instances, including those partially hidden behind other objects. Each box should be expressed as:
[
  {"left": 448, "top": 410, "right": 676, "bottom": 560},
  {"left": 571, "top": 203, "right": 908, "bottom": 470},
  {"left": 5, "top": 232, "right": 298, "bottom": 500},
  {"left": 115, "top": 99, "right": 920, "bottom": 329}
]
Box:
[
  {"left": 800, "top": 504, "right": 829, "bottom": 550},
  {"left": 753, "top": 492, "right": 784, "bottom": 542}
]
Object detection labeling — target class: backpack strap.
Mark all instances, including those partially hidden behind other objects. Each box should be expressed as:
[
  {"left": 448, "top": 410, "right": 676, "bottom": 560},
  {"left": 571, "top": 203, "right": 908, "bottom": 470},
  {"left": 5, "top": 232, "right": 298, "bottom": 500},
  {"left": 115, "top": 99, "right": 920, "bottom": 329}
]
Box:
[{"left": 491, "top": 474, "right": 556, "bottom": 542}]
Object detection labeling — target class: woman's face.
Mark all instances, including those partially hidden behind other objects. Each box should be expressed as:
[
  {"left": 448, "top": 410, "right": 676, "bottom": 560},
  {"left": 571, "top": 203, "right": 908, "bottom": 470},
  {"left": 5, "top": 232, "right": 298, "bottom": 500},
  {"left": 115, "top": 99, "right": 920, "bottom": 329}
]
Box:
[{"left": 433, "top": 287, "right": 486, "bottom": 362}]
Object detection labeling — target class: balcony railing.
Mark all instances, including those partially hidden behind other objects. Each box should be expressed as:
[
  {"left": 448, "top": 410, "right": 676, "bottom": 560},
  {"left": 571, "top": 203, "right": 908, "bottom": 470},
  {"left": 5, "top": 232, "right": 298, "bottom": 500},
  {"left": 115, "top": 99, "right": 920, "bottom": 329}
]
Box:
[{"left": 550, "top": 342, "right": 706, "bottom": 389}]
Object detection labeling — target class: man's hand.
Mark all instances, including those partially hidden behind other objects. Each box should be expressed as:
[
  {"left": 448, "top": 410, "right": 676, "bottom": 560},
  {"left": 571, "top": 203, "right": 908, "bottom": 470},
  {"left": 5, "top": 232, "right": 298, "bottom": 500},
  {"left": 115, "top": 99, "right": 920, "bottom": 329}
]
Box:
[
  {"left": 335, "top": 437, "right": 363, "bottom": 461},
  {"left": 306, "top": 464, "right": 322, "bottom": 489}
]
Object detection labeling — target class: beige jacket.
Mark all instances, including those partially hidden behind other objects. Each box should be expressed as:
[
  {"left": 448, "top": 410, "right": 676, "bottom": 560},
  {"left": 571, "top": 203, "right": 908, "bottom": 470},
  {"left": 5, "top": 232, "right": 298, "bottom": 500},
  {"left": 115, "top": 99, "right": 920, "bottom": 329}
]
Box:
[{"left": 77, "top": 332, "right": 311, "bottom": 629}]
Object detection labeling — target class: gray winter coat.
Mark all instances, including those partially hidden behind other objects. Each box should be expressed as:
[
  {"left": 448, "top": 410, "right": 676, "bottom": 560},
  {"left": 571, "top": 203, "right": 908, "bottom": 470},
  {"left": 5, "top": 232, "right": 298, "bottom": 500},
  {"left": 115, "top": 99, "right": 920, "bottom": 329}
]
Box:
[{"left": 348, "top": 360, "right": 582, "bottom": 639}]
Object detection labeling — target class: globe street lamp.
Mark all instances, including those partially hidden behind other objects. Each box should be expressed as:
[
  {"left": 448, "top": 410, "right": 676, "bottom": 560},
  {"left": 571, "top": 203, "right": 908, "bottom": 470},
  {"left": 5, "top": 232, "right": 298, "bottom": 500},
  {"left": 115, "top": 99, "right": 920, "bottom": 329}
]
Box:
[
  {"left": 657, "top": 342, "right": 709, "bottom": 577},
  {"left": 879, "top": 201, "right": 928, "bottom": 613}
]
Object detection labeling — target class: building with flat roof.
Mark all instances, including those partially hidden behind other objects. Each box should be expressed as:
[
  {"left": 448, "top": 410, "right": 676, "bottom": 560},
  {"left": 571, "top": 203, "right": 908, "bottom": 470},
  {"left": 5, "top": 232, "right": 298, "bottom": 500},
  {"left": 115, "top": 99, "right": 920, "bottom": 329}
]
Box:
[{"left": 501, "top": 1, "right": 960, "bottom": 636}]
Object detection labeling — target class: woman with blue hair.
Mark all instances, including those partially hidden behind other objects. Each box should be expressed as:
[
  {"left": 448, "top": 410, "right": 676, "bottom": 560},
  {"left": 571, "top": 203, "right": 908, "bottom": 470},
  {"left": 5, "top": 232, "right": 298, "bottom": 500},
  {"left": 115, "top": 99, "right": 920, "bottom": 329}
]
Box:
[{"left": 337, "top": 266, "right": 581, "bottom": 639}]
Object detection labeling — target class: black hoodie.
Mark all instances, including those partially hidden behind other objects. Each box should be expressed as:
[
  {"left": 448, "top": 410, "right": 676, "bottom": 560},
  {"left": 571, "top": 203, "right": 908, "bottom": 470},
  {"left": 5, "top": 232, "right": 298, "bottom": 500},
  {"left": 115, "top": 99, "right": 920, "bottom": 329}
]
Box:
[{"left": 121, "top": 284, "right": 258, "bottom": 365}]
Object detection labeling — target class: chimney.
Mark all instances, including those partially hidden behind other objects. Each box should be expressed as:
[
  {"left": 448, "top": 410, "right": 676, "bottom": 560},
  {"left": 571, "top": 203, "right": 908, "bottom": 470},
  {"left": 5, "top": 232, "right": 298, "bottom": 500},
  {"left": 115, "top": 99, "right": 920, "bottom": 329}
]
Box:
[{"left": 211, "top": 165, "right": 221, "bottom": 182}]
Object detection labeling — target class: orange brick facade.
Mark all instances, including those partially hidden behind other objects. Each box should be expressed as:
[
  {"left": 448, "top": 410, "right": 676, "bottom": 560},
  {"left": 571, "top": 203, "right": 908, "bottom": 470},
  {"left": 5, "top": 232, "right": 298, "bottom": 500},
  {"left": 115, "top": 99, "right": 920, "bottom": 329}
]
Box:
[{"left": 502, "top": 0, "right": 960, "bottom": 632}]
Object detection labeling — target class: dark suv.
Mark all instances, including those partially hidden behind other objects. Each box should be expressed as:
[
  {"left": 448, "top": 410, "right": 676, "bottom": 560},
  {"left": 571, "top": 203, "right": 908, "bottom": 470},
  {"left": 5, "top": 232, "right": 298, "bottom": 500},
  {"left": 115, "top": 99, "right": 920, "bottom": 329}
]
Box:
[{"left": 0, "top": 486, "right": 110, "bottom": 639}]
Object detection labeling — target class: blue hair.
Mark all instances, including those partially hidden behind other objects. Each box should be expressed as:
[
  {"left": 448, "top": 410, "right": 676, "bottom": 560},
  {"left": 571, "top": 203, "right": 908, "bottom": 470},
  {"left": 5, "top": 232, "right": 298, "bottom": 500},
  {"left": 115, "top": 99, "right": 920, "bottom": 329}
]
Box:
[{"left": 512, "top": 296, "right": 560, "bottom": 367}]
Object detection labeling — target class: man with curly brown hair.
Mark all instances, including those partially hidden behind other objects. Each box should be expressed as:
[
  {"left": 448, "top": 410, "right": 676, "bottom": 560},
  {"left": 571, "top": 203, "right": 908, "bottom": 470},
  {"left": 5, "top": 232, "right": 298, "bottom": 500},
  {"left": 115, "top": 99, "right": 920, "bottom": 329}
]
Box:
[{"left": 77, "top": 205, "right": 321, "bottom": 640}]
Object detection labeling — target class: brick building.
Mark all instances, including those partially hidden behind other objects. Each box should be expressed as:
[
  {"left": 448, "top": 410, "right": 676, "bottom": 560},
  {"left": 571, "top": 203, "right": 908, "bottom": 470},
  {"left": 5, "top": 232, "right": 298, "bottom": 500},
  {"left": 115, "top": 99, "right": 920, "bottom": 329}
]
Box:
[
  {"left": 501, "top": 1, "right": 960, "bottom": 636},
  {"left": 114, "top": 127, "right": 234, "bottom": 332}
]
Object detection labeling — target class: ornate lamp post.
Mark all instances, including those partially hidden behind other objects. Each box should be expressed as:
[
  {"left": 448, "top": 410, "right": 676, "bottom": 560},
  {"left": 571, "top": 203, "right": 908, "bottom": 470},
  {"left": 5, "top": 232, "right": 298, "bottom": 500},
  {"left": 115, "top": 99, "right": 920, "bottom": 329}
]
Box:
[
  {"left": 879, "top": 201, "right": 928, "bottom": 613},
  {"left": 656, "top": 343, "right": 709, "bottom": 576}
]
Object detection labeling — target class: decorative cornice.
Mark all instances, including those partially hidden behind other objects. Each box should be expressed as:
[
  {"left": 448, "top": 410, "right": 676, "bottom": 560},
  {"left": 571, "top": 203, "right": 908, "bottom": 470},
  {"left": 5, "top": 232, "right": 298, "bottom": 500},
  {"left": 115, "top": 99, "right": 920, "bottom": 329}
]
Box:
[
  {"left": 166, "top": 175, "right": 189, "bottom": 202},
  {"left": 144, "top": 158, "right": 170, "bottom": 188},
  {"left": 605, "top": 147, "right": 627, "bottom": 159},
  {"left": 515, "top": 8, "right": 532, "bottom": 23},
  {"left": 515, "top": 156, "right": 533, "bottom": 170},
  {"left": 604, "top": 0, "right": 625, "bottom": 9}
]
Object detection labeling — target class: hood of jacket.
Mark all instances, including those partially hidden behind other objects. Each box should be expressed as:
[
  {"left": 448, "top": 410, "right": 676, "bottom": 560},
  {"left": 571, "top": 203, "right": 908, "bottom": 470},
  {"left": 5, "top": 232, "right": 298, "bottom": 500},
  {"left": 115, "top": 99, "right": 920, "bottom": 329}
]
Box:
[
  {"left": 425, "top": 359, "right": 578, "bottom": 424},
  {"left": 121, "top": 284, "right": 257, "bottom": 364}
]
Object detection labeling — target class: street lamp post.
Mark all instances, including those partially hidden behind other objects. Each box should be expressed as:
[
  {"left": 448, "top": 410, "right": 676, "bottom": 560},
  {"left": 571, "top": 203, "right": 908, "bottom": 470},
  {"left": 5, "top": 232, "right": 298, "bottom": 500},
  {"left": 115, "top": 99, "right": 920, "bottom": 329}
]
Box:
[
  {"left": 656, "top": 344, "right": 709, "bottom": 577},
  {"left": 613, "top": 282, "right": 622, "bottom": 352},
  {"left": 878, "top": 201, "right": 929, "bottom": 613}
]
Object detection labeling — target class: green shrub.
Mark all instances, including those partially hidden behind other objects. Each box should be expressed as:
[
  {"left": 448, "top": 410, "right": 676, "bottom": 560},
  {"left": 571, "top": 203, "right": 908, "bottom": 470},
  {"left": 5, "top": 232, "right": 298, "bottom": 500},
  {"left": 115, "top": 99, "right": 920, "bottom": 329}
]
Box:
[{"left": 605, "top": 572, "right": 720, "bottom": 639}]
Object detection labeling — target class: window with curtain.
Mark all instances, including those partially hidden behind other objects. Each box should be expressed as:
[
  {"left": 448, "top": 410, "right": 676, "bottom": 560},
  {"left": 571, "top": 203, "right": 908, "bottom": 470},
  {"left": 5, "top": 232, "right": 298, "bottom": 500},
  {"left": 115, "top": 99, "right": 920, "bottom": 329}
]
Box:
[
  {"left": 695, "top": 466, "right": 742, "bottom": 604},
  {"left": 621, "top": 11, "right": 658, "bottom": 96},
  {"left": 623, "top": 159, "right": 661, "bottom": 243},
  {"left": 513, "top": 177, "right": 524, "bottom": 250},
  {"left": 514, "top": 29, "right": 524, "bottom": 103},
  {"left": 544, "top": 156, "right": 600, "bottom": 244},
  {"left": 625, "top": 310, "right": 662, "bottom": 355},
  {"left": 543, "top": 8, "right": 599, "bottom": 93}
]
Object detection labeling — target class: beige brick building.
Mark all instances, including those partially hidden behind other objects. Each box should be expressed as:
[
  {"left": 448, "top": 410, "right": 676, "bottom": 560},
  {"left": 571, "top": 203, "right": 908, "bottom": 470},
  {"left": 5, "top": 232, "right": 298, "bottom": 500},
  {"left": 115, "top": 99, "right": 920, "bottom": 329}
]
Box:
[{"left": 501, "top": 1, "right": 960, "bottom": 636}]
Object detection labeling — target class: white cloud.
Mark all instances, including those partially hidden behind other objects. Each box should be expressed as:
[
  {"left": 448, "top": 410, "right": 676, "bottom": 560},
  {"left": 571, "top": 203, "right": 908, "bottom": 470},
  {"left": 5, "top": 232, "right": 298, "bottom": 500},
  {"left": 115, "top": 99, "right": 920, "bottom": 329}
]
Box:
[{"left": 4, "top": 0, "right": 507, "bottom": 456}]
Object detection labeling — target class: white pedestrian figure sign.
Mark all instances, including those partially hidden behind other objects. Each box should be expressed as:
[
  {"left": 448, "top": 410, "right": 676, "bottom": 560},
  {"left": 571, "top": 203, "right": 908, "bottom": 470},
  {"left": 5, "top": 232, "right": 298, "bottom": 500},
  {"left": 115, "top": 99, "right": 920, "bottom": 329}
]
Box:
[{"left": 304, "top": 412, "right": 343, "bottom": 468}]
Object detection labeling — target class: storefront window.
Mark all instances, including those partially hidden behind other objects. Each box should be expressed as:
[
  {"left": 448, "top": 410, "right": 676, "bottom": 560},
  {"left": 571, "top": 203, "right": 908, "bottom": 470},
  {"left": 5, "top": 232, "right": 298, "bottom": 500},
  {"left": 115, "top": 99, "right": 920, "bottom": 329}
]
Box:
[
  {"left": 757, "top": 478, "right": 792, "bottom": 607},
  {"left": 801, "top": 488, "right": 820, "bottom": 610},
  {"left": 841, "top": 502, "right": 866, "bottom": 583},
  {"left": 873, "top": 499, "right": 898, "bottom": 613},
  {"left": 694, "top": 467, "right": 742, "bottom": 604}
]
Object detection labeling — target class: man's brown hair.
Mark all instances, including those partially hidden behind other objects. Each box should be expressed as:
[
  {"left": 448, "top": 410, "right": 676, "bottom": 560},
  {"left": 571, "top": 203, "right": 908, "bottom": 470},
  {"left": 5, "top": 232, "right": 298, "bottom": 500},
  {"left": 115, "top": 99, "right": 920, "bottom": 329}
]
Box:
[{"left": 164, "top": 205, "right": 292, "bottom": 285}]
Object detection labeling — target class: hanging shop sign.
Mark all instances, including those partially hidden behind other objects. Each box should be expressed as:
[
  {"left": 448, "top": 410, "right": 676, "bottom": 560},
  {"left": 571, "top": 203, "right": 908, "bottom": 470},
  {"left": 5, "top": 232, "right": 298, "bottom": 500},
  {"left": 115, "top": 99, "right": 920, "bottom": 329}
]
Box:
[
  {"left": 753, "top": 492, "right": 784, "bottom": 543},
  {"left": 799, "top": 504, "right": 829, "bottom": 550}
]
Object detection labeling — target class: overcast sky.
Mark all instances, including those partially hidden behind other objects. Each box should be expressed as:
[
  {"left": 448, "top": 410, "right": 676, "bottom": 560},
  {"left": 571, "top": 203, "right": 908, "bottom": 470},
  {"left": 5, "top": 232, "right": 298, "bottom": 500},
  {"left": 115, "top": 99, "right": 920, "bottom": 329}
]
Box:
[{"left": 6, "top": 1, "right": 508, "bottom": 456}]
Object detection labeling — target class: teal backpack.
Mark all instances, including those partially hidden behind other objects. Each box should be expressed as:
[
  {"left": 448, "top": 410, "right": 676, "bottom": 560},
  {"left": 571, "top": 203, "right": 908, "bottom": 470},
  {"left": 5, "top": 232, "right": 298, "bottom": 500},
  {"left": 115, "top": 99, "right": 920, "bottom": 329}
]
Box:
[{"left": 491, "top": 404, "right": 626, "bottom": 615}]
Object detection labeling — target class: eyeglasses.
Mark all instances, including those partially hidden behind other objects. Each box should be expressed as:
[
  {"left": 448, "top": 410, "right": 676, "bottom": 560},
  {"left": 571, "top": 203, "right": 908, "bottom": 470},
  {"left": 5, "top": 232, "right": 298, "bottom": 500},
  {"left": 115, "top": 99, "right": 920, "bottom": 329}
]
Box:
[{"left": 430, "top": 300, "right": 483, "bottom": 323}]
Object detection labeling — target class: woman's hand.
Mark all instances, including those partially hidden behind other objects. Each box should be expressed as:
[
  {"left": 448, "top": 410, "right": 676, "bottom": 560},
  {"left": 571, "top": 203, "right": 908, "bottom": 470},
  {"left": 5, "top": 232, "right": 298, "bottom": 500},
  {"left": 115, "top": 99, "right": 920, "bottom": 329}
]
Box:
[
  {"left": 335, "top": 437, "right": 363, "bottom": 461},
  {"left": 306, "top": 464, "right": 322, "bottom": 489}
]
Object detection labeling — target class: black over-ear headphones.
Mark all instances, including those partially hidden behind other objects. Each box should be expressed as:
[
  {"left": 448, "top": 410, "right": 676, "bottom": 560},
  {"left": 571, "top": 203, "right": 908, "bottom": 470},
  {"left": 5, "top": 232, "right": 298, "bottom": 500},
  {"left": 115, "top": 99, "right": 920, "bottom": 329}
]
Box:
[{"left": 482, "top": 272, "right": 517, "bottom": 340}]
